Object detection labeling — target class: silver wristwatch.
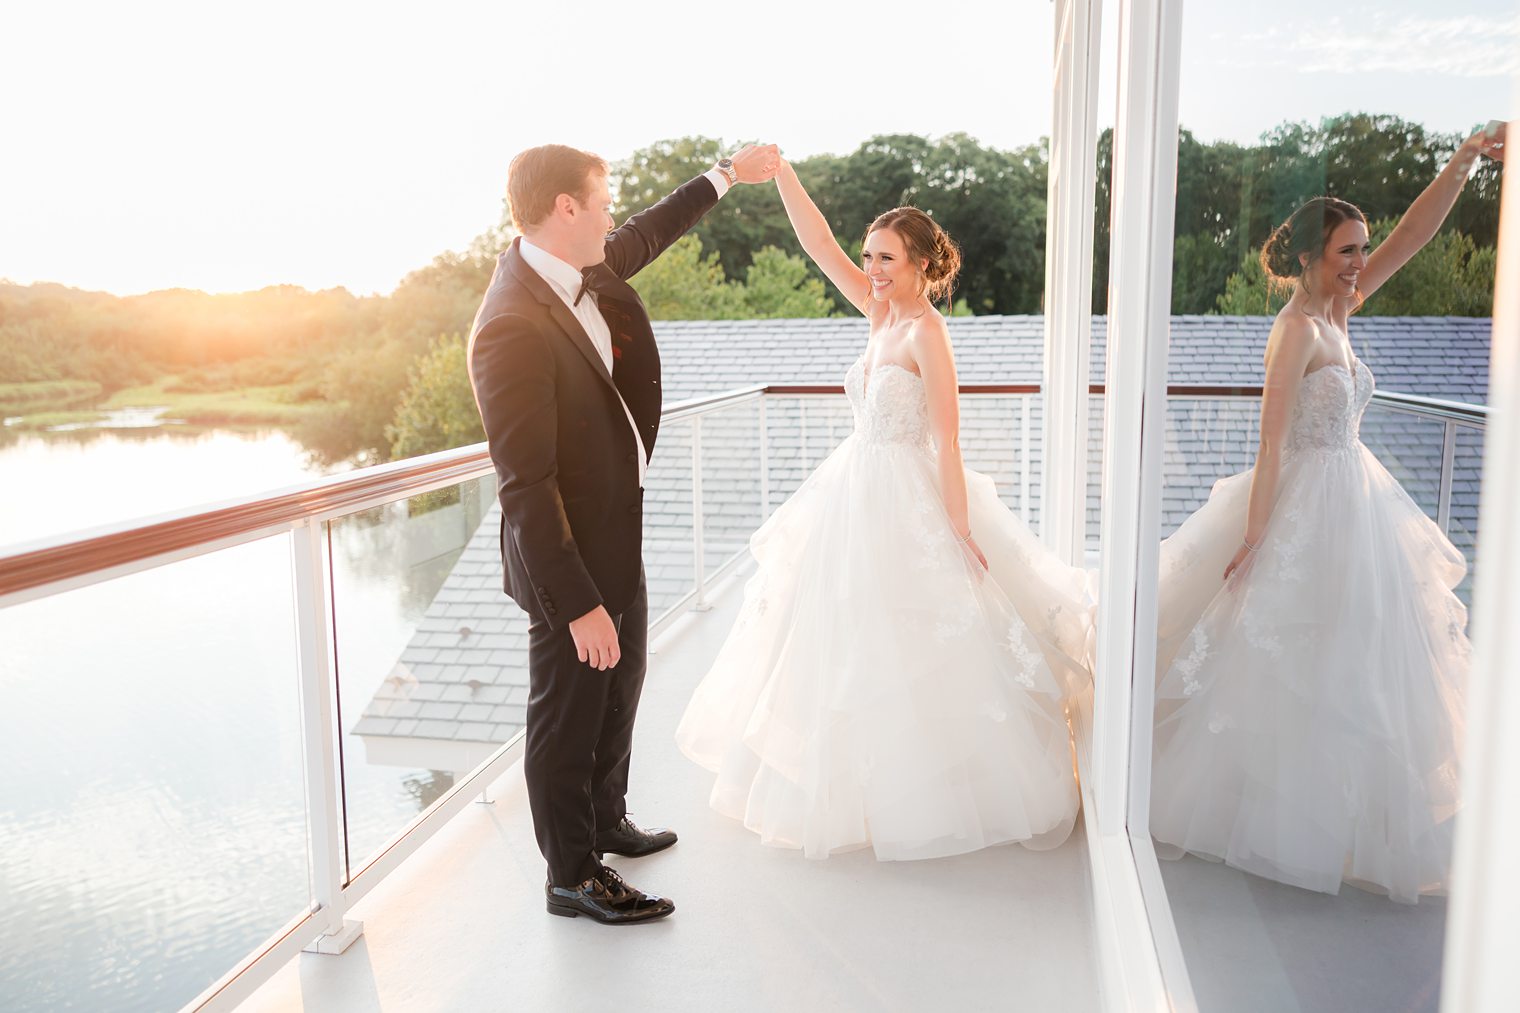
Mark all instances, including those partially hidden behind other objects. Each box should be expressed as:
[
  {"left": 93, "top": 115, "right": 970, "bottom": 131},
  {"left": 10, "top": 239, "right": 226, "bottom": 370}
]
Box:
[{"left": 717, "top": 157, "right": 738, "bottom": 186}]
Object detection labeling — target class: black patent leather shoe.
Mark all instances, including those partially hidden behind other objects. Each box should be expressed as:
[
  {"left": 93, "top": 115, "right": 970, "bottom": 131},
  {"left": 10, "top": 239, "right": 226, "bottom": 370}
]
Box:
[
  {"left": 595, "top": 816, "right": 678, "bottom": 858},
  {"left": 545, "top": 866, "right": 674, "bottom": 924}
]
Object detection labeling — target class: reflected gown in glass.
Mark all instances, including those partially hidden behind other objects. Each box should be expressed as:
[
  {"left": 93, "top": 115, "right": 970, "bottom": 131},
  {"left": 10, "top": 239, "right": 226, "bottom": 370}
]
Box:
[{"left": 1152, "top": 361, "right": 1468, "bottom": 902}]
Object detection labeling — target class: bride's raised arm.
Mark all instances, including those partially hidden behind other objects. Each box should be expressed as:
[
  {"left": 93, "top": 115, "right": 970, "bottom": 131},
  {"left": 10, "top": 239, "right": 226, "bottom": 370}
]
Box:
[
  {"left": 774, "top": 160, "right": 872, "bottom": 313},
  {"left": 1358, "top": 122, "right": 1506, "bottom": 303}
]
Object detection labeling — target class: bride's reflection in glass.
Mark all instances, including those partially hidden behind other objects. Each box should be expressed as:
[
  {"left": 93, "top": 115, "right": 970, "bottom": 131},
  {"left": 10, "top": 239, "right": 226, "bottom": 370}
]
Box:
[{"left": 1150, "top": 123, "right": 1505, "bottom": 902}]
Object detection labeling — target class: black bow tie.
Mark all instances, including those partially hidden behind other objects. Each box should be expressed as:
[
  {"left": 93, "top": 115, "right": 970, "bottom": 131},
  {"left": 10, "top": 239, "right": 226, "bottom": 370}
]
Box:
[{"left": 574, "top": 270, "right": 600, "bottom": 307}]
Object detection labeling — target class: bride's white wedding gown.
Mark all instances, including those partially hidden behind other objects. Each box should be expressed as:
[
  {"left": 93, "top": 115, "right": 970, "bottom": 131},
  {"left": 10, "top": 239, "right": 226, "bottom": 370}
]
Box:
[
  {"left": 676, "top": 356, "right": 1091, "bottom": 860},
  {"left": 1152, "top": 360, "right": 1468, "bottom": 902}
]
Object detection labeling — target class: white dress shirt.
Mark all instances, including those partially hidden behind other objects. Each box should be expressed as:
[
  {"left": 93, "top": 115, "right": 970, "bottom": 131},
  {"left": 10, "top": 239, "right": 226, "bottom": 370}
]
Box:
[{"left": 517, "top": 169, "right": 730, "bottom": 487}]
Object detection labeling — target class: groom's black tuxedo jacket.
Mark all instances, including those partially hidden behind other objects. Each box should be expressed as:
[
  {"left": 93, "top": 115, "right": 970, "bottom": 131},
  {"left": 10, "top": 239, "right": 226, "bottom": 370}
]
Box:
[{"left": 468, "top": 175, "right": 720, "bottom": 630}]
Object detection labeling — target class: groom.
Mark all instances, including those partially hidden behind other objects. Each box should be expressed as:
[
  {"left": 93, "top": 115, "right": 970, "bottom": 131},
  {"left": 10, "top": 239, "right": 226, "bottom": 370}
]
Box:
[{"left": 468, "top": 142, "right": 778, "bottom": 924}]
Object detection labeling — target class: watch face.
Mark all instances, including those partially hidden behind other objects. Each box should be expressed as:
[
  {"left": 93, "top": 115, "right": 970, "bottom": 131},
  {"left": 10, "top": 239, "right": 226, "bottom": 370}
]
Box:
[{"left": 718, "top": 158, "right": 733, "bottom": 169}]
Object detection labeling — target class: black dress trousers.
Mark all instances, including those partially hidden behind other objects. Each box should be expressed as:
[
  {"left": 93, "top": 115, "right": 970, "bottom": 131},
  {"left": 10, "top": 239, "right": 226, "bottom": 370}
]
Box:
[{"left": 522, "top": 571, "right": 650, "bottom": 887}]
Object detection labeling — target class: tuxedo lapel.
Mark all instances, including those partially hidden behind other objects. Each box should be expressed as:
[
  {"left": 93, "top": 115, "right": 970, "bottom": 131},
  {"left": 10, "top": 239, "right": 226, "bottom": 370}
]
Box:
[{"left": 504, "top": 241, "right": 618, "bottom": 396}]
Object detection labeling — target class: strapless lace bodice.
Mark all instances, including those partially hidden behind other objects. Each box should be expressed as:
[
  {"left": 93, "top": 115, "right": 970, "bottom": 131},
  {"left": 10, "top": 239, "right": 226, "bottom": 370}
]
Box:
[
  {"left": 1287, "top": 360, "right": 1374, "bottom": 454},
  {"left": 845, "top": 357, "right": 930, "bottom": 447}
]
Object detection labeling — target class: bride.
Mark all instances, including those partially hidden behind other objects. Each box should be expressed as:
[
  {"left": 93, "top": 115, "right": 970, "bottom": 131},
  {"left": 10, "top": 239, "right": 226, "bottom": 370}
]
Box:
[
  {"left": 675, "top": 160, "right": 1091, "bottom": 860},
  {"left": 1150, "top": 124, "right": 1505, "bottom": 902}
]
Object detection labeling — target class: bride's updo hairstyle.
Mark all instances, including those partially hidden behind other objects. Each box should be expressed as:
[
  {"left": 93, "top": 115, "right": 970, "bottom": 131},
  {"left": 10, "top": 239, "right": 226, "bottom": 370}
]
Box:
[
  {"left": 1260, "top": 196, "right": 1367, "bottom": 291},
  {"left": 864, "top": 207, "right": 963, "bottom": 303}
]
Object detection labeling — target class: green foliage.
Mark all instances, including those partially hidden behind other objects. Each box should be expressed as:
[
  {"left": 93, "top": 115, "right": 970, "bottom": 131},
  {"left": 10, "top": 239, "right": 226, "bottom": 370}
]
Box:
[
  {"left": 628, "top": 235, "right": 746, "bottom": 320},
  {"left": 0, "top": 379, "right": 104, "bottom": 413},
  {"left": 614, "top": 132, "right": 1050, "bottom": 314},
  {"left": 1212, "top": 249, "right": 1290, "bottom": 316},
  {"left": 297, "top": 338, "right": 416, "bottom": 465},
  {"left": 615, "top": 137, "right": 801, "bottom": 283},
  {"left": 1361, "top": 220, "right": 1497, "bottom": 316},
  {"left": 1095, "top": 113, "right": 1500, "bottom": 315},
  {"left": 296, "top": 228, "right": 506, "bottom": 464},
  {"left": 627, "top": 236, "right": 834, "bottom": 321},
  {"left": 385, "top": 334, "right": 486, "bottom": 460},
  {"left": 739, "top": 247, "right": 836, "bottom": 319},
  {"left": 1213, "top": 218, "right": 1497, "bottom": 317}
]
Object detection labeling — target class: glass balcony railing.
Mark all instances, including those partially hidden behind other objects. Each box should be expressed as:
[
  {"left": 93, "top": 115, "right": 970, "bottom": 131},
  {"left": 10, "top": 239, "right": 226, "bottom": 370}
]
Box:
[{"left": 0, "top": 379, "right": 1482, "bottom": 1012}]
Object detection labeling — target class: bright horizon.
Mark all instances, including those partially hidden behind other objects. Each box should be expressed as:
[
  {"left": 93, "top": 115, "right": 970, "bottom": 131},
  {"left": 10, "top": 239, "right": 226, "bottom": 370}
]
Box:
[{"left": 3, "top": 0, "right": 1515, "bottom": 299}]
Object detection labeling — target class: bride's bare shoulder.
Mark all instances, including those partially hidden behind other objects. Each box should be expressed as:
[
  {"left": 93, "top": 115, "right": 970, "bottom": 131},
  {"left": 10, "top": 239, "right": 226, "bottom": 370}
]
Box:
[
  {"left": 1263, "top": 309, "right": 1320, "bottom": 376},
  {"left": 909, "top": 307, "right": 950, "bottom": 343},
  {"left": 906, "top": 310, "right": 953, "bottom": 372},
  {"left": 1267, "top": 307, "right": 1315, "bottom": 349}
]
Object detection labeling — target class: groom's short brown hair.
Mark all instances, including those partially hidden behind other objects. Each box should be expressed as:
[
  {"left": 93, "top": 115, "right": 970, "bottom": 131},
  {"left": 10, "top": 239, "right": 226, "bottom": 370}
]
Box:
[{"left": 507, "top": 144, "right": 608, "bottom": 231}]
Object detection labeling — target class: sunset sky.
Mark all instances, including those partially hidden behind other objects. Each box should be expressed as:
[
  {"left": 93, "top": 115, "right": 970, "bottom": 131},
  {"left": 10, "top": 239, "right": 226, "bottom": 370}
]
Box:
[{"left": 2, "top": 0, "right": 1515, "bottom": 298}]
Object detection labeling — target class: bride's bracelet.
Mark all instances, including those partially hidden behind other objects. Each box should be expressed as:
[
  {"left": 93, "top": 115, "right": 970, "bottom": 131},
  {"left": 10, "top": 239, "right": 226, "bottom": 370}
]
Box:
[
  {"left": 1243, "top": 535, "right": 1262, "bottom": 553},
  {"left": 957, "top": 529, "right": 974, "bottom": 543}
]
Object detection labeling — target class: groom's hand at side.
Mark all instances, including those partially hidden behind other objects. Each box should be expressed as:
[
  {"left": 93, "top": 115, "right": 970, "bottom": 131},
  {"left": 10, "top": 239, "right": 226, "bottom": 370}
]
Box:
[
  {"left": 569, "top": 605, "right": 622, "bottom": 670},
  {"left": 730, "top": 143, "right": 782, "bottom": 184}
]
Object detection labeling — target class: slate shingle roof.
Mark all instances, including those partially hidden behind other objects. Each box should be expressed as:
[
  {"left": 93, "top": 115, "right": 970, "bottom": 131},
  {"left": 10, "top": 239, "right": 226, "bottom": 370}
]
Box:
[{"left": 353, "top": 315, "right": 1491, "bottom": 760}]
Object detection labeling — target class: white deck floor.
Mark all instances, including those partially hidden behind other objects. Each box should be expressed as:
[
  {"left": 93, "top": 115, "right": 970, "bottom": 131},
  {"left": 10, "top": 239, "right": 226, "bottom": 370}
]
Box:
[
  {"left": 1159, "top": 852, "right": 1447, "bottom": 1013},
  {"left": 240, "top": 568, "right": 1103, "bottom": 1013}
]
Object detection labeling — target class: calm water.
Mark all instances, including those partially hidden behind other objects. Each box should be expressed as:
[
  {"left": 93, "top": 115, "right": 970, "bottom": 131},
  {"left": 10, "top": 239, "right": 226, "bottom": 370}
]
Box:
[{"left": 0, "top": 427, "right": 482, "bottom": 1012}]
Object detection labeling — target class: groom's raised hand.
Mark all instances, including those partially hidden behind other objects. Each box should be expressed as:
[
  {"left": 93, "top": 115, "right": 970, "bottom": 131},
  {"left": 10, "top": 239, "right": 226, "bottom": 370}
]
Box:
[{"left": 729, "top": 143, "right": 782, "bottom": 184}]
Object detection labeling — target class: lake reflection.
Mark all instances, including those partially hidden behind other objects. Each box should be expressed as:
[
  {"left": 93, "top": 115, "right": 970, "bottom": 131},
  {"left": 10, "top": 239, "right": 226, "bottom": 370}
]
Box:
[
  {"left": 0, "top": 428, "right": 339, "bottom": 548},
  {"left": 0, "top": 429, "right": 479, "bottom": 1012}
]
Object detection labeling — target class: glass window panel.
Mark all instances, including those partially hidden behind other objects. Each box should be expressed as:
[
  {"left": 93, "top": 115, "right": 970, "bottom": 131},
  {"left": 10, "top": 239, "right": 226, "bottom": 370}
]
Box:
[
  {"left": 1137, "top": 1, "right": 1509, "bottom": 1008},
  {"left": 329, "top": 477, "right": 508, "bottom": 872},
  {"left": 0, "top": 535, "right": 307, "bottom": 1013}
]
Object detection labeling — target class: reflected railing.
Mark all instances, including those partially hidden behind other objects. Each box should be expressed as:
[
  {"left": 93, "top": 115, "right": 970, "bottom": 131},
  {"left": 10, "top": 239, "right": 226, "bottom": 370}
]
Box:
[
  {"left": 0, "top": 379, "right": 1482, "bottom": 1013},
  {"left": 1159, "top": 384, "right": 1488, "bottom": 603}
]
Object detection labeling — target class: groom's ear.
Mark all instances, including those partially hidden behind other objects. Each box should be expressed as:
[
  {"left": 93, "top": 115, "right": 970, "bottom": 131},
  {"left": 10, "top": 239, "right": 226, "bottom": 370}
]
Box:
[{"left": 554, "top": 192, "right": 581, "bottom": 220}]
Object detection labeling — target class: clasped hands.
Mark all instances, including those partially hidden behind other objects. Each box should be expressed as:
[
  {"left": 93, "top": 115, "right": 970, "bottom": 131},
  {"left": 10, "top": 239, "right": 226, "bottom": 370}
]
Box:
[{"left": 727, "top": 143, "right": 782, "bottom": 184}]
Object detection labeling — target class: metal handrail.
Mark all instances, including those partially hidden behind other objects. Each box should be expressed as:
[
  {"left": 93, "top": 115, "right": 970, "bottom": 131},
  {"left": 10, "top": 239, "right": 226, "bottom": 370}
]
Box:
[
  {"left": 1140, "top": 383, "right": 1489, "bottom": 538},
  {"left": 1368, "top": 389, "right": 1489, "bottom": 426},
  {"left": 0, "top": 387, "right": 768, "bottom": 606},
  {"left": 3, "top": 379, "right": 1490, "bottom": 606}
]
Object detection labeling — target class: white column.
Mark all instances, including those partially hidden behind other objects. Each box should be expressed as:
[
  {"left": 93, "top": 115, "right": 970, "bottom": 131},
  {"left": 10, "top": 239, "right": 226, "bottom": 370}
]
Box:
[
  {"left": 1042, "top": 0, "right": 1103, "bottom": 563},
  {"left": 1087, "top": 0, "right": 1185, "bottom": 1007},
  {"left": 1094, "top": 0, "right": 1182, "bottom": 843},
  {"left": 691, "top": 417, "right": 710, "bottom": 611},
  {"left": 1442, "top": 109, "right": 1520, "bottom": 1013}
]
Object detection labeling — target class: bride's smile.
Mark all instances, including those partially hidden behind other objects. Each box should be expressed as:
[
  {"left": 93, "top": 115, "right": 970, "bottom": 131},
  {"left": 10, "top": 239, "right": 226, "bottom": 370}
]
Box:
[{"left": 862, "top": 227, "right": 920, "bottom": 302}]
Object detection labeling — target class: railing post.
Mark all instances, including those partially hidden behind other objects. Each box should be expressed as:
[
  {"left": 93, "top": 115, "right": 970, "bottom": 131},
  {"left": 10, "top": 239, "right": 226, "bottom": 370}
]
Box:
[
  {"left": 1020, "top": 397, "right": 1032, "bottom": 520},
  {"left": 691, "top": 417, "right": 710, "bottom": 612},
  {"left": 291, "top": 519, "right": 362, "bottom": 954},
  {"left": 1438, "top": 419, "right": 1458, "bottom": 536},
  {"left": 800, "top": 399, "right": 810, "bottom": 468},
  {"left": 759, "top": 397, "right": 772, "bottom": 521}
]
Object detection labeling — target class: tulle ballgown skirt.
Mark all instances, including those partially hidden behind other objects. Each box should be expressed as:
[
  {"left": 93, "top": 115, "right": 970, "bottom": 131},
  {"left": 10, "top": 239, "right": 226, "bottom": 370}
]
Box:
[
  {"left": 675, "top": 434, "right": 1092, "bottom": 861},
  {"left": 1152, "top": 442, "right": 1468, "bottom": 902}
]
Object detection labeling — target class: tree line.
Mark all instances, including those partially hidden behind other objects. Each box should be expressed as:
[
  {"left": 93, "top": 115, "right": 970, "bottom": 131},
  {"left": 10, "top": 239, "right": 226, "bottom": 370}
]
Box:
[{"left": 0, "top": 113, "right": 1501, "bottom": 465}]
